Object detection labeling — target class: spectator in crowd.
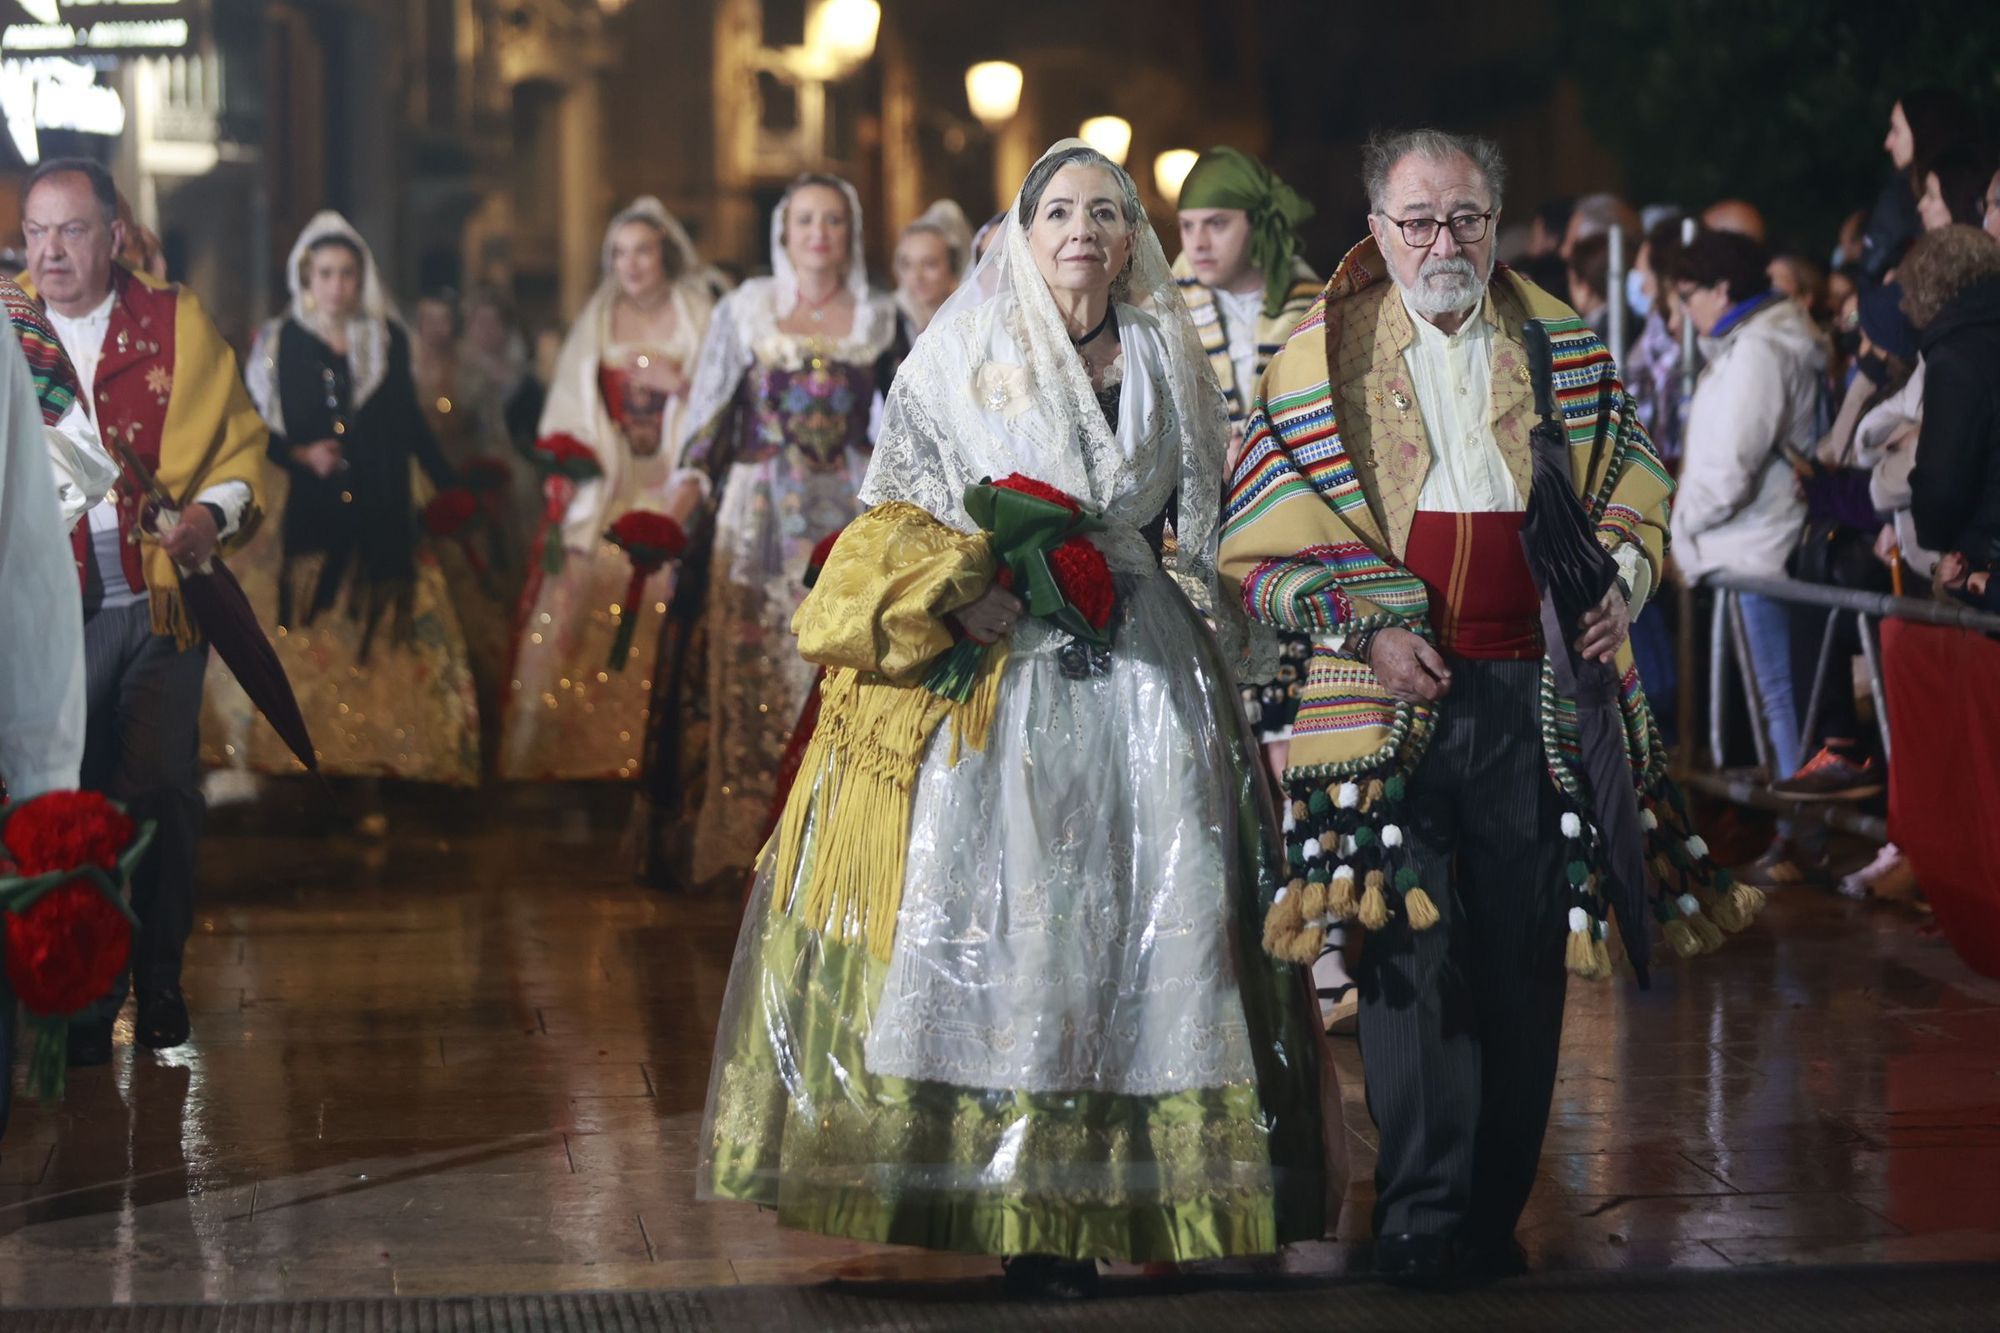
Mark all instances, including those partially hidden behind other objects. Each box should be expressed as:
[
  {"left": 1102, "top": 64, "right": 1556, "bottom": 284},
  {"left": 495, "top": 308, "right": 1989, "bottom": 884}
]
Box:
[
  {"left": 1565, "top": 232, "right": 1611, "bottom": 336},
  {"left": 1561, "top": 191, "right": 1639, "bottom": 262},
  {"left": 1770, "top": 283, "right": 1918, "bottom": 808},
  {"left": 1516, "top": 195, "right": 1572, "bottom": 292},
  {"left": 1670, "top": 230, "right": 1825, "bottom": 860},
  {"left": 1702, "top": 199, "right": 1768, "bottom": 243},
  {"left": 1830, "top": 210, "right": 1869, "bottom": 270},
  {"left": 1770, "top": 254, "right": 1829, "bottom": 323},
  {"left": 1917, "top": 148, "right": 1994, "bottom": 232},
  {"left": 1865, "top": 89, "right": 1976, "bottom": 282},
  {"left": 1625, "top": 215, "right": 1688, "bottom": 468},
  {"left": 1901, "top": 226, "right": 2000, "bottom": 608}
]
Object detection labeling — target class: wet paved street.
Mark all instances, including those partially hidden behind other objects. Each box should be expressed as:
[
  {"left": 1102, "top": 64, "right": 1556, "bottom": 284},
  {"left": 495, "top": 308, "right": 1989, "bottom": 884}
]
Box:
[{"left": 2, "top": 785, "right": 1996, "bottom": 1306}]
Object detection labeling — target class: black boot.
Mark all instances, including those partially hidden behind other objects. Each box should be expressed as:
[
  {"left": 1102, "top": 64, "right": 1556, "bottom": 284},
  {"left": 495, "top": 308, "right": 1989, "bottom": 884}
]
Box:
[
  {"left": 136, "top": 986, "right": 191, "bottom": 1050},
  {"left": 66, "top": 1017, "right": 114, "bottom": 1067},
  {"left": 1001, "top": 1254, "right": 1100, "bottom": 1300}
]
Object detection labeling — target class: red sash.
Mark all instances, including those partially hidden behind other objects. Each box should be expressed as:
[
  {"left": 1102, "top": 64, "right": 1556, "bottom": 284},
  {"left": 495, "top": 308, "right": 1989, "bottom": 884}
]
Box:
[{"left": 1402, "top": 510, "right": 1543, "bottom": 660}]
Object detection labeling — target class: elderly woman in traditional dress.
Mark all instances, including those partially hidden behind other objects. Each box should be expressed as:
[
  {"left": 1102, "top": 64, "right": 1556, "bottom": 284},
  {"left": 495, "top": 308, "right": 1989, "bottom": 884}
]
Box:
[
  {"left": 697, "top": 141, "right": 1332, "bottom": 1297},
  {"left": 499, "top": 199, "right": 713, "bottom": 782}
]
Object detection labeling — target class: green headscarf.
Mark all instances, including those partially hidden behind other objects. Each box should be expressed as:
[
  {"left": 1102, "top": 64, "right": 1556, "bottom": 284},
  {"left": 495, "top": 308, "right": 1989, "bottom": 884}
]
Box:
[{"left": 1177, "top": 147, "right": 1315, "bottom": 319}]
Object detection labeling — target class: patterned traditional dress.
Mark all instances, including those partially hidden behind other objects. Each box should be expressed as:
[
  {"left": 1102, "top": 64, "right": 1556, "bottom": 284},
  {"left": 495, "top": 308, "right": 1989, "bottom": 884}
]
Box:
[
  {"left": 498, "top": 330, "right": 696, "bottom": 781},
  {"left": 660, "top": 285, "right": 897, "bottom": 884}
]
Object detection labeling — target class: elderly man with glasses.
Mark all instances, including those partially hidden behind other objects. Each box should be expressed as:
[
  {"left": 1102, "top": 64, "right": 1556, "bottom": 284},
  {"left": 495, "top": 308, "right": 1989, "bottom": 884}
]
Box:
[{"left": 1223, "top": 129, "right": 1677, "bottom": 1287}]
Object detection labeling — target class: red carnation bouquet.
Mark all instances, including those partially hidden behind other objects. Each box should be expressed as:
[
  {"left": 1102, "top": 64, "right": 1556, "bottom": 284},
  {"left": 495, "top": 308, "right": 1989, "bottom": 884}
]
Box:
[
  {"left": 602, "top": 510, "right": 688, "bottom": 671},
  {"left": 530, "top": 433, "right": 603, "bottom": 575},
  {"left": 0, "top": 790, "right": 151, "bottom": 1100},
  {"left": 422, "top": 487, "right": 491, "bottom": 581},
  {"left": 923, "top": 473, "right": 1118, "bottom": 701}
]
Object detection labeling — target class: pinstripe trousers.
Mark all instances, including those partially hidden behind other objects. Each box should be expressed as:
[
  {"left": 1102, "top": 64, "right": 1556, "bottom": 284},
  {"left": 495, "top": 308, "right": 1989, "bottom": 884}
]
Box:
[
  {"left": 76, "top": 600, "right": 211, "bottom": 1023},
  {"left": 1356, "top": 657, "right": 1568, "bottom": 1243}
]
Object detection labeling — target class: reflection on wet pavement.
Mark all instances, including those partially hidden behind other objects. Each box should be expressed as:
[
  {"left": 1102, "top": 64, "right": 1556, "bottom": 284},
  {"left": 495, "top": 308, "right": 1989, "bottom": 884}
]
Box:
[{"left": 2, "top": 789, "right": 1996, "bottom": 1305}]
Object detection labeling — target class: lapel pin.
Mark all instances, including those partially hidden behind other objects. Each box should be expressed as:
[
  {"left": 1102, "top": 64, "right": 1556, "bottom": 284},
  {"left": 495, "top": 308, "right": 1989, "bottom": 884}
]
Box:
[{"left": 1391, "top": 389, "right": 1411, "bottom": 411}]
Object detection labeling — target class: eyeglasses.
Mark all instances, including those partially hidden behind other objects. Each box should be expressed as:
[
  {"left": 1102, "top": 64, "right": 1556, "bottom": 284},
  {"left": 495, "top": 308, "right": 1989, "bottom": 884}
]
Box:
[{"left": 1380, "top": 211, "right": 1493, "bottom": 248}]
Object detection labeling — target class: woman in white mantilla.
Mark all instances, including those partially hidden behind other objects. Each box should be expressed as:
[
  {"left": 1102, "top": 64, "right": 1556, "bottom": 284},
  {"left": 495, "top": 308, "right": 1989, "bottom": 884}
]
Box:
[
  {"left": 643, "top": 173, "right": 899, "bottom": 888},
  {"left": 499, "top": 198, "right": 713, "bottom": 782},
  {"left": 205, "top": 211, "right": 479, "bottom": 792},
  {"left": 697, "top": 142, "right": 1333, "bottom": 1294}
]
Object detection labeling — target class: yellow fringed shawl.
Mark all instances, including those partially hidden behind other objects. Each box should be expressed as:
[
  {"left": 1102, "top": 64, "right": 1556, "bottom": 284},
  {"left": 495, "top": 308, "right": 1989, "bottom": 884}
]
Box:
[{"left": 771, "top": 501, "right": 1003, "bottom": 961}]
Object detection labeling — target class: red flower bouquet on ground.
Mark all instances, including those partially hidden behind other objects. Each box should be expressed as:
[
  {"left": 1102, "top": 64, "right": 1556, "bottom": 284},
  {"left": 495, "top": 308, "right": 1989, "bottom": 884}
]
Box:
[
  {"left": 530, "top": 433, "right": 603, "bottom": 575},
  {"left": 0, "top": 790, "right": 151, "bottom": 1100},
  {"left": 924, "top": 474, "right": 1119, "bottom": 700},
  {"left": 602, "top": 511, "right": 688, "bottom": 671}
]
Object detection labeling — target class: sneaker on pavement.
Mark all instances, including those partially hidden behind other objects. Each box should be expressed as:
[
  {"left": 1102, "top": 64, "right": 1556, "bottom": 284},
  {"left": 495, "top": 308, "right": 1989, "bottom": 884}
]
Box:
[{"left": 1771, "top": 745, "right": 1885, "bottom": 802}]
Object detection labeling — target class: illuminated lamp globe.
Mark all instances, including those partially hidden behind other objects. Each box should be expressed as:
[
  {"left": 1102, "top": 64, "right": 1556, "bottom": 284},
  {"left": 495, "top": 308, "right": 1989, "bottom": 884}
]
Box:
[
  {"left": 1078, "top": 116, "right": 1133, "bottom": 167},
  {"left": 807, "top": 0, "right": 881, "bottom": 73},
  {"left": 1154, "top": 148, "right": 1199, "bottom": 206},
  {"left": 965, "top": 61, "right": 1024, "bottom": 129}
]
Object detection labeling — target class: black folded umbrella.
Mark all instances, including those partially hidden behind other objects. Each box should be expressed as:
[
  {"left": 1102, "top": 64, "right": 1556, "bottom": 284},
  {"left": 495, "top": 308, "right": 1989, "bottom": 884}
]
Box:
[
  {"left": 109, "top": 439, "right": 318, "bottom": 776},
  {"left": 1518, "top": 319, "right": 1650, "bottom": 985}
]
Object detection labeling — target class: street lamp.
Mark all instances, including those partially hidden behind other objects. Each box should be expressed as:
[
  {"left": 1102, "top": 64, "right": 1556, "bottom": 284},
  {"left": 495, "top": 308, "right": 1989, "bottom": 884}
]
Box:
[
  {"left": 1154, "top": 148, "right": 1199, "bottom": 206},
  {"left": 964, "top": 61, "right": 1023, "bottom": 129},
  {"left": 806, "top": 0, "right": 881, "bottom": 75},
  {"left": 1079, "top": 115, "right": 1131, "bottom": 167}
]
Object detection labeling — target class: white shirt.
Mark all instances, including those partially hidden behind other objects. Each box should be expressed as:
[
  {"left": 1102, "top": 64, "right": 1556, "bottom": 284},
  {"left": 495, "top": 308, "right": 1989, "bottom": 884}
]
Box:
[
  {"left": 1214, "top": 284, "right": 1264, "bottom": 406},
  {"left": 1401, "top": 287, "right": 1518, "bottom": 513},
  {"left": 47, "top": 292, "right": 119, "bottom": 537},
  {"left": 1399, "top": 286, "right": 1650, "bottom": 609},
  {"left": 0, "top": 321, "right": 86, "bottom": 796}
]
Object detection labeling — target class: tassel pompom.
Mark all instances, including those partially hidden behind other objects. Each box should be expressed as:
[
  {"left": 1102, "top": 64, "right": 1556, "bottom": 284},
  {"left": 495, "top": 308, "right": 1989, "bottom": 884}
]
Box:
[
  {"left": 1336, "top": 781, "right": 1361, "bottom": 809},
  {"left": 1289, "top": 923, "right": 1326, "bottom": 966},
  {"left": 1330, "top": 866, "right": 1358, "bottom": 920},
  {"left": 1730, "top": 881, "right": 1768, "bottom": 923},
  {"left": 1300, "top": 878, "right": 1328, "bottom": 920},
  {"left": 1262, "top": 878, "right": 1307, "bottom": 957},
  {"left": 1566, "top": 924, "right": 1597, "bottom": 977},
  {"left": 1381, "top": 824, "right": 1404, "bottom": 849},
  {"left": 1690, "top": 911, "right": 1727, "bottom": 952},
  {"left": 1590, "top": 932, "right": 1615, "bottom": 979},
  {"left": 1641, "top": 807, "right": 1659, "bottom": 831},
  {"left": 1358, "top": 869, "right": 1391, "bottom": 930},
  {"left": 1404, "top": 885, "right": 1441, "bottom": 930},
  {"left": 1662, "top": 918, "right": 1701, "bottom": 958},
  {"left": 1702, "top": 887, "right": 1748, "bottom": 933},
  {"left": 1561, "top": 811, "right": 1583, "bottom": 840}
]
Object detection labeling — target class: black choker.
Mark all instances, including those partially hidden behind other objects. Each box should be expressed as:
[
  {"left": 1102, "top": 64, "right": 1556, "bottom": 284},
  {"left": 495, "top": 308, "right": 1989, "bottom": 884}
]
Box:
[{"left": 1072, "top": 306, "right": 1114, "bottom": 347}]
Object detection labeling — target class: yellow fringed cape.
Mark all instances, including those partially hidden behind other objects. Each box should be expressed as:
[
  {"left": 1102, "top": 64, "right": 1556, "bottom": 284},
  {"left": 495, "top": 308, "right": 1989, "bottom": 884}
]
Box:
[{"left": 771, "top": 501, "right": 1004, "bottom": 962}]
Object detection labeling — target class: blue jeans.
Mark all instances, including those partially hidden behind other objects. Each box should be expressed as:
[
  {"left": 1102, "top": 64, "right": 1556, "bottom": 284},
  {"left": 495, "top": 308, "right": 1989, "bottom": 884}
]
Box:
[{"left": 1737, "top": 592, "right": 1802, "bottom": 780}]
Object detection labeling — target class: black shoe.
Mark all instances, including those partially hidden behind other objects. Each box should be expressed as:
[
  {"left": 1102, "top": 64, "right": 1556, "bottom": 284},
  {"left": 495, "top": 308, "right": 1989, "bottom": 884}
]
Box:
[
  {"left": 136, "top": 987, "right": 191, "bottom": 1050},
  {"left": 1001, "top": 1254, "right": 1100, "bottom": 1300},
  {"left": 1770, "top": 744, "right": 1885, "bottom": 802},
  {"left": 66, "top": 1018, "right": 114, "bottom": 1067},
  {"left": 1373, "top": 1233, "right": 1453, "bottom": 1288},
  {"left": 1455, "top": 1233, "right": 1529, "bottom": 1284}
]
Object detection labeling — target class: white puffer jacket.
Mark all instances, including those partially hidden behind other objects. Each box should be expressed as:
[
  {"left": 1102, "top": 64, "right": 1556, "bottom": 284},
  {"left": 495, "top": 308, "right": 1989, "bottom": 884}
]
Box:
[{"left": 1670, "top": 297, "right": 1826, "bottom": 580}]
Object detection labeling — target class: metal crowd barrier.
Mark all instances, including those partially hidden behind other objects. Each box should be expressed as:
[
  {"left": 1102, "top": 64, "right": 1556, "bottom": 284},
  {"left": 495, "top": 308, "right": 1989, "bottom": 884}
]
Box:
[{"left": 1682, "top": 571, "right": 2000, "bottom": 842}]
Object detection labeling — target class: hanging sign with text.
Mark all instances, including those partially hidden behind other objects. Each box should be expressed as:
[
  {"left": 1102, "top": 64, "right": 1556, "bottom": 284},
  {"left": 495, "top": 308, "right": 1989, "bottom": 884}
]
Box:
[{"left": 3, "top": 1, "right": 200, "bottom": 57}]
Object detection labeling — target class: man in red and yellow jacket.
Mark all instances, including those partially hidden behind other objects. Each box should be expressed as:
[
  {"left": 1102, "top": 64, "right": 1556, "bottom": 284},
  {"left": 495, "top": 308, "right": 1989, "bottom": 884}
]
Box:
[{"left": 20, "top": 157, "right": 268, "bottom": 1066}]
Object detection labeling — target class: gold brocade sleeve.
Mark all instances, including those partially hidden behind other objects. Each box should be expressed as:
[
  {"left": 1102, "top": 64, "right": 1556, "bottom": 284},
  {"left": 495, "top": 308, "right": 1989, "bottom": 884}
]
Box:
[{"left": 791, "top": 501, "right": 996, "bottom": 683}]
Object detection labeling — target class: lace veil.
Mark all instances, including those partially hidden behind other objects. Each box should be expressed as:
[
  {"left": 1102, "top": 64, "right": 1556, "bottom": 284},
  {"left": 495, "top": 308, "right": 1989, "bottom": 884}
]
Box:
[
  {"left": 247, "top": 210, "right": 396, "bottom": 435},
  {"left": 860, "top": 139, "right": 1257, "bottom": 667}
]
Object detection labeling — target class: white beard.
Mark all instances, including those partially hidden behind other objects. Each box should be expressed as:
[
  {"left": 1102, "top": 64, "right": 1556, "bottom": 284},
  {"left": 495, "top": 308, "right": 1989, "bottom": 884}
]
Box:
[{"left": 1395, "top": 252, "right": 1490, "bottom": 322}]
